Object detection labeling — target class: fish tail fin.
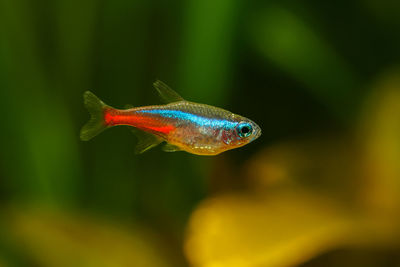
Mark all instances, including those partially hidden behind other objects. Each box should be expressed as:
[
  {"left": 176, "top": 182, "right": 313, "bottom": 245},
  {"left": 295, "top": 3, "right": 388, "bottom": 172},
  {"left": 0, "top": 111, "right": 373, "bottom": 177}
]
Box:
[{"left": 80, "top": 91, "right": 111, "bottom": 141}]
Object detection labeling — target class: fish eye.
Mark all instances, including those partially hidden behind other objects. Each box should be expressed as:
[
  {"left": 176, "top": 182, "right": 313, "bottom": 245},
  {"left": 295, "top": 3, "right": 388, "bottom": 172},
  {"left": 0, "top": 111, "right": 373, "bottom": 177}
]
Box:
[{"left": 237, "top": 123, "right": 253, "bottom": 138}]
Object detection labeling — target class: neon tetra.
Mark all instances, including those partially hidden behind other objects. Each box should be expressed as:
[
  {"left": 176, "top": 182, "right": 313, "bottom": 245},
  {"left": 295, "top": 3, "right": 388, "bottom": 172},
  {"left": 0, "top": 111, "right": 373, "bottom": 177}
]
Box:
[{"left": 80, "top": 81, "right": 261, "bottom": 155}]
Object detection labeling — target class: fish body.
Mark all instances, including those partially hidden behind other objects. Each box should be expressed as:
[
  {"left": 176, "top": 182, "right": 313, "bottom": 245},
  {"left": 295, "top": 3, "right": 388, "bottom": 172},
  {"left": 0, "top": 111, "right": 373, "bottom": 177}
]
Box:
[{"left": 80, "top": 81, "right": 261, "bottom": 155}]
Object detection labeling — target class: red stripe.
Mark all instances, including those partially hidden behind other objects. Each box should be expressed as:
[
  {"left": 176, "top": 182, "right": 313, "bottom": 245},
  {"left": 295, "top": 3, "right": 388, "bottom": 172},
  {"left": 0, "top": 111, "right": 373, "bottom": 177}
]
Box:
[
  {"left": 144, "top": 125, "right": 175, "bottom": 134},
  {"left": 104, "top": 109, "right": 174, "bottom": 135}
]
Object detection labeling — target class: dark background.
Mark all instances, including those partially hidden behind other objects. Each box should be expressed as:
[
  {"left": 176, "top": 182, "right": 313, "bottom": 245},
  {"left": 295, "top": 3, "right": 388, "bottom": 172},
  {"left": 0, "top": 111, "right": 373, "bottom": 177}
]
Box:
[{"left": 0, "top": 0, "right": 400, "bottom": 266}]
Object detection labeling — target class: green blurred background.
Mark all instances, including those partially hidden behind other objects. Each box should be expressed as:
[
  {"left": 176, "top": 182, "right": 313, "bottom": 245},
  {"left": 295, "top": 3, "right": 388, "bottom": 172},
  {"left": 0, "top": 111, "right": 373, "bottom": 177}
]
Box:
[{"left": 0, "top": 0, "right": 400, "bottom": 266}]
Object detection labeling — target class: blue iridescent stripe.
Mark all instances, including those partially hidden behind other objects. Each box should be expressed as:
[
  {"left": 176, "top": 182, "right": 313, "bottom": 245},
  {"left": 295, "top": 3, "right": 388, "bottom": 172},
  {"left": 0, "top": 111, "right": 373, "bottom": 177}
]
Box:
[{"left": 137, "top": 109, "right": 236, "bottom": 129}]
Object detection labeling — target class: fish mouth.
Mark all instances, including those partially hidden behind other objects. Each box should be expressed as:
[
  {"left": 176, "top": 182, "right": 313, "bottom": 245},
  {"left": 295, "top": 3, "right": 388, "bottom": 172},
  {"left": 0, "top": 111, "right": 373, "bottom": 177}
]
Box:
[{"left": 250, "top": 127, "right": 262, "bottom": 143}]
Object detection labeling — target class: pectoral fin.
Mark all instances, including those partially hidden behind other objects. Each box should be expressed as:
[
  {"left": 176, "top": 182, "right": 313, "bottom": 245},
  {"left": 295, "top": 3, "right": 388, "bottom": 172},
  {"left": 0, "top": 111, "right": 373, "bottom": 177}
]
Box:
[
  {"left": 162, "top": 143, "right": 181, "bottom": 152},
  {"left": 153, "top": 80, "right": 185, "bottom": 103},
  {"left": 131, "top": 128, "right": 163, "bottom": 154}
]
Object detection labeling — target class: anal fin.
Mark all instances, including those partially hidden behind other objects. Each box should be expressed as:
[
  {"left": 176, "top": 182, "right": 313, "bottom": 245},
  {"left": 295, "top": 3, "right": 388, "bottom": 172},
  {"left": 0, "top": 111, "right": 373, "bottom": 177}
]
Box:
[{"left": 131, "top": 128, "right": 163, "bottom": 154}]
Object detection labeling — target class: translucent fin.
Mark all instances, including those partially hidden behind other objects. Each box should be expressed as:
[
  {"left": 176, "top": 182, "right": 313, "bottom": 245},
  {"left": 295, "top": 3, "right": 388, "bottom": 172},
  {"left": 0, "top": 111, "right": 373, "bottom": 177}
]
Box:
[
  {"left": 124, "top": 104, "right": 135, "bottom": 109},
  {"left": 162, "top": 143, "right": 181, "bottom": 152},
  {"left": 80, "top": 91, "right": 110, "bottom": 141},
  {"left": 131, "top": 128, "right": 163, "bottom": 154},
  {"left": 153, "top": 80, "right": 184, "bottom": 103}
]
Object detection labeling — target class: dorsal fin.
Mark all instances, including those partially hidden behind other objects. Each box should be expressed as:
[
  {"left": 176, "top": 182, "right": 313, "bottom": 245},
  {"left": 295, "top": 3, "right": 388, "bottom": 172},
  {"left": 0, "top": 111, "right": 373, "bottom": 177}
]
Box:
[
  {"left": 124, "top": 104, "right": 135, "bottom": 109},
  {"left": 153, "top": 80, "right": 185, "bottom": 103}
]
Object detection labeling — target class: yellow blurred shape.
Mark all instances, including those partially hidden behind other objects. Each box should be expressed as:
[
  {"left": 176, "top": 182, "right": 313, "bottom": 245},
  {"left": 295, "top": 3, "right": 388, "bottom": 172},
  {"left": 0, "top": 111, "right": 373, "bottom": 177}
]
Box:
[
  {"left": 359, "top": 71, "right": 400, "bottom": 213},
  {"left": 184, "top": 70, "right": 400, "bottom": 267},
  {"left": 6, "top": 207, "right": 173, "bottom": 267},
  {"left": 245, "top": 143, "right": 294, "bottom": 187},
  {"left": 245, "top": 137, "right": 358, "bottom": 197},
  {"left": 185, "top": 191, "right": 355, "bottom": 267}
]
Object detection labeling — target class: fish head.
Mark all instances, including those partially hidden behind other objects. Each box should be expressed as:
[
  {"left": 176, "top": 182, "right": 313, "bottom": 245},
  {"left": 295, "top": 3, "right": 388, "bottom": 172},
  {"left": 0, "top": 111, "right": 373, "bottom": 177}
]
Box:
[{"left": 222, "top": 115, "right": 261, "bottom": 149}]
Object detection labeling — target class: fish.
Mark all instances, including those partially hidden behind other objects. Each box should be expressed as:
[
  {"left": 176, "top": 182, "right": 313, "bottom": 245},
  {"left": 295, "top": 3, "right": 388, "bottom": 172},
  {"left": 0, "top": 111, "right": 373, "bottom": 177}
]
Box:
[{"left": 80, "top": 81, "right": 261, "bottom": 155}]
